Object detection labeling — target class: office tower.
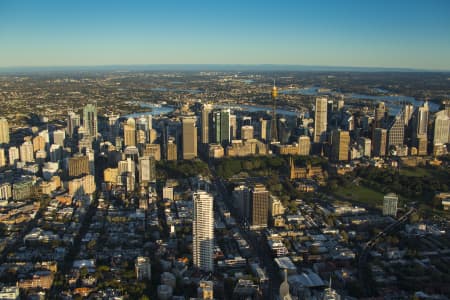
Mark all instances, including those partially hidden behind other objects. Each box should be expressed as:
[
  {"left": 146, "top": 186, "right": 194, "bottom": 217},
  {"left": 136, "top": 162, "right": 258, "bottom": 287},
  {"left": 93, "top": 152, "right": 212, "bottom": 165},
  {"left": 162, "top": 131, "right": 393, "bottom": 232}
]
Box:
[
  {"left": 0, "top": 118, "right": 9, "bottom": 144},
  {"left": 38, "top": 130, "right": 50, "bottom": 150},
  {"left": 230, "top": 114, "right": 237, "bottom": 140},
  {"left": 124, "top": 118, "right": 136, "bottom": 147},
  {"left": 330, "top": 129, "right": 350, "bottom": 162},
  {"left": 85, "top": 148, "right": 95, "bottom": 175},
  {"left": 249, "top": 184, "right": 269, "bottom": 230},
  {"left": 68, "top": 155, "right": 89, "bottom": 177},
  {"left": 193, "top": 191, "right": 214, "bottom": 272},
  {"left": 67, "top": 111, "right": 81, "bottom": 137},
  {"left": 313, "top": 97, "right": 328, "bottom": 143},
  {"left": 136, "top": 129, "right": 147, "bottom": 145},
  {"left": 232, "top": 185, "right": 249, "bottom": 219},
  {"left": 373, "top": 128, "right": 387, "bottom": 157},
  {"left": 374, "top": 102, "right": 386, "bottom": 128},
  {"left": 166, "top": 137, "right": 177, "bottom": 161},
  {"left": 20, "top": 141, "right": 34, "bottom": 163},
  {"left": 212, "top": 109, "right": 231, "bottom": 146},
  {"left": 387, "top": 110, "right": 405, "bottom": 152},
  {"left": 118, "top": 157, "right": 135, "bottom": 177},
  {"left": 0, "top": 148, "right": 5, "bottom": 167},
  {"left": 383, "top": 193, "right": 398, "bottom": 216},
  {"left": 32, "top": 135, "right": 46, "bottom": 152},
  {"left": 53, "top": 130, "right": 66, "bottom": 147},
  {"left": 8, "top": 146, "right": 19, "bottom": 166},
  {"left": 433, "top": 110, "right": 450, "bottom": 145},
  {"left": 139, "top": 156, "right": 156, "bottom": 184},
  {"left": 241, "top": 125, "right": 254, "bottom": 140},
  {"left": 298, "top": 135, "right": 311, "bottom": 156},
  {"left": 163, "top": 185, "right": 174, "bottom": 201},
  {"left": 149, "top": 129, "right": 158, "bottom": 144},
  {"left": 49, "top": 144, "right": 62, "bottom": 162},
  {"left": 201, "top": 104, "right": 213, "bottom": 144},
  {"left": 270, "top": 83, "right": 279, "bottom": 142},
  {"left": 83, "top": 104, "right": 98, "bottom": 137},
  {"left": 182, "top": 116, "right": 197, "bottom": 160},
  {"left": 136, "top": 116, "right": 149, "bottom": 141},
  {"left": 143, "top": 143, "right": 161, "bottom": 161},
  {"left": 259, "top": 118, "right": 268, "bottom": 141},
  {"left": 358, "top": 137, "right": 371, "bottom": 157},
  {"left": 412, "top": 102, "right": 429, "bottom": 154},
  {"left": 404, "top": 103, "right": 414, "bottom": 126}
]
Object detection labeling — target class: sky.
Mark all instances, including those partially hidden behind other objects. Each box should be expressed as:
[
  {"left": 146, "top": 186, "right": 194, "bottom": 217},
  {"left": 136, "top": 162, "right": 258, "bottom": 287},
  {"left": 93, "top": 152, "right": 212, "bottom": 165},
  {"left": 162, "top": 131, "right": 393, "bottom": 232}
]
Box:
[{"left": 0, "top": 0, "right": 449, "bottom": 70}]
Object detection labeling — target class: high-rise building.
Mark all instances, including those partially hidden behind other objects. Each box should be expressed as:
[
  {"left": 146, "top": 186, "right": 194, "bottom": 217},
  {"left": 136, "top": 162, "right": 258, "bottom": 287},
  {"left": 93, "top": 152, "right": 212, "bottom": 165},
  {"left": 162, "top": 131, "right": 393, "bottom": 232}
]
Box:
[
  {"left": 163, "top": 185, "right": 174, "bottom": 201},
  {"left": 32, "top": 136, "right": 46, "bottom": 152},
  {"left": 241, "top": 125, "right": 254, "bottom": 140},
  {"left": 143, "top": 143, "right": 161, "bottom": 161},
  {"left": 249, "top": 184, "right": 269, "bottom": 230},
  {"left": 212, "top": 109, "right": 230, "bottom": 146},
  {"left": 182, "top": 116, "right": 197, "bottom": 160},
  {"left": 404, "top": 103, "right": 414, "bottom": 126},
  {"left": 412, "top": 102, "right": 429, "bottom": 154},
  {"left": 358, "top": 137, "right": 371, "bottom": 157},
  {"left": 230, "top": 114, "right": 237, "bottom": 140},
  {"left": 373, "top": 128, "right": 387, "bottom": 157},
  {"left": 375, "top": 102, "right": 387, "bottom": 128},
  {"left": 193, "top": 191, "right": 214, "bottom": 272},
  {"left": 68, "top": 155, "right": 89, "bottom": 177},
  {"left": 20, "top": 141, "right": 34, "bottom": 163},
  {"left": 53, "top": 130, "right": 66, "bottom": 147},
  {"left": 330, "top": 129, "right": 350, "bottom": 162},
  {"left": 166, "top": 137, "right": 177, "bottom": 161},
  {"left": 433, "top": 110, "right": 450, "bottom": 146},
  {"left": 139, "top": 156, "right": 156, "bottom": 184},
  {"left": 124, "top": 118, "right": 136, "bottom": 147},
  {"left": 298, "top": 135, "right": 311, "bottom": 156},
  {"left": 387, "top": 110, "right": 405, "bottom": 153},
  {"left": 259, "top": 118, "right": 268, "bottom": 141},
  {"left": 8, "top": 146, "right": 19, "bottom": 166},
  {"left": 135, "top": 256, "right": 151, "bottom": 280},
  {"left": 201, "top": 104, "right": 213, "bottom": 144},
  {"left": 83, "top": 104, "right": 98, "bottom": 137},
  {"left": 0, "top": 118, "right": 10, "bottom": 145},
  {"left": 0, "top": 148, "right": 6, "bottom": 167},
  {"left": 383, "top": 193, "right": 398, "bottom": 216},
  {"left": 313, "top": 97, "right": 328, "bottom": 143},
  {"left": 67, "top": 111, "right": 81, "bottom": 137}
]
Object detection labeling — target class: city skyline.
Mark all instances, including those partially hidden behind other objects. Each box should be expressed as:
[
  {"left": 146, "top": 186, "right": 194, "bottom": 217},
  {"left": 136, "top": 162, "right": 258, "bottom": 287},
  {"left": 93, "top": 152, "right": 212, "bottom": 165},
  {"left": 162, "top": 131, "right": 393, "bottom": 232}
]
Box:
[{"left": 1, "top": 0, "right": 450, "bottom": 70}]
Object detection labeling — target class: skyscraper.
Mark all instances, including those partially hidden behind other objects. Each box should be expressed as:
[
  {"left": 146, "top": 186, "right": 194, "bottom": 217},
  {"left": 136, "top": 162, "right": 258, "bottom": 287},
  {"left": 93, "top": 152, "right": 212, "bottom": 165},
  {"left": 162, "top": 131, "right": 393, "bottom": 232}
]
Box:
[
  {"left": 387, "top": 110, "right": 405, "bottom": 152},
  {"left": 201, "top": 104, "right": 213, "bottom": 144},
  {"left": 249, "top": 184, "right": 269, "bottom": 230},
  {"left": 374, "top": 102, "right": 387, "bottom": 129},
  {"left": 298, "top": 135, "right": 311, "bottom": 156},
  {"left": 313, "top": 97, "right": 328, "bottom": 143},
  {"left": 166, "top": 137, "right": 177, "bottom": 161},
  {"left": 8, "top": 146, "right": 19, "bottom": 166},
  {"left": 53, "top": 130, "right": 66, "bottom": 147},
  {"left": 412, "top": 102, "right": 429, "bottom": 155},
  {"left": 123, "top": 118, "right": 136, "bottom": 147},
  {"left": 433, "top": 110, "right": 450, "bottom": 146},
  {"left": 270, "top": 82, "right": 279, "bottom": 143},
  {"left": 241, "top": 125, "right": 254, "bottom": 140},
  {"left": 0, "top": 118, "right": 10, "bottom": 145},
  {"left": 83, "top": 104, "right": 98, "bottom": 137},
  {"left": 212, "top": 109, "right": 230, "bottom": 146},
  {"left": 139, "top": 156, "right": 156, "bottom": 184},
  {"left": 193, "top": 191, "right": 214, "bottom": 272},
  {"left": 0, "top": 148, "right": 6, "bottom": 167},
  {"left": 383, "top": 193, "right": 398, "bottom": 216},
  {"left": 373, "top": 128, "right": 387, "bottom": 157},
  {"left": 182, "top": 116, "right": 198, "bottom": 160},
  {"left": 330, "top": 129, "right": 350, "bottom": 162},
  {"left": 67, "top": 111, "right": 81, "bottom": 137},
  {"left": 20, "top": 141, "right": 34, "bottom": 163}
]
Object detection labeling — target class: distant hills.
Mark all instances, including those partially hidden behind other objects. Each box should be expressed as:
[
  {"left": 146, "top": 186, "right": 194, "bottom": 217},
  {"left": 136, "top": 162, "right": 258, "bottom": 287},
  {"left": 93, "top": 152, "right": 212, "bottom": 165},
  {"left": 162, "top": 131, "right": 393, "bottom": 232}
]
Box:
[{"left": 1, "top": 64, "right": 449, "bottom": 73}]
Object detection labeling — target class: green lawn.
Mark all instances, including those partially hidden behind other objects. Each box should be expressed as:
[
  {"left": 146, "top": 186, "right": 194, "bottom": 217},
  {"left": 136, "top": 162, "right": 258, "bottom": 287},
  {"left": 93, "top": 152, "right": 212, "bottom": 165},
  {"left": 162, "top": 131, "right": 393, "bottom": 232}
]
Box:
[{"left": 332, "top": 185, "right": 384, "bottom": 208}]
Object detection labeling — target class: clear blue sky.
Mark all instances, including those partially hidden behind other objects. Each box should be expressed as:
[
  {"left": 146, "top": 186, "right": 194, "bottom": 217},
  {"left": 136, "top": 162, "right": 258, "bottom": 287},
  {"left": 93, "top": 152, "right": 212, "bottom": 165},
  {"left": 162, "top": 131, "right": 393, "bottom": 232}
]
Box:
[{"left": 0, "top": 0, "right": 449, "bottom": 70}]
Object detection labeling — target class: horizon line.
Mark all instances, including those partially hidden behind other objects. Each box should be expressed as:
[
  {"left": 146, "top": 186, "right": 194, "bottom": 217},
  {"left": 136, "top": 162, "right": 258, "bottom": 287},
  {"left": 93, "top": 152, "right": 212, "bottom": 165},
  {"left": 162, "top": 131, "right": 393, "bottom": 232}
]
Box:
[{"left": 1, "top": 63, "right": 450, "bottom": 73}]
